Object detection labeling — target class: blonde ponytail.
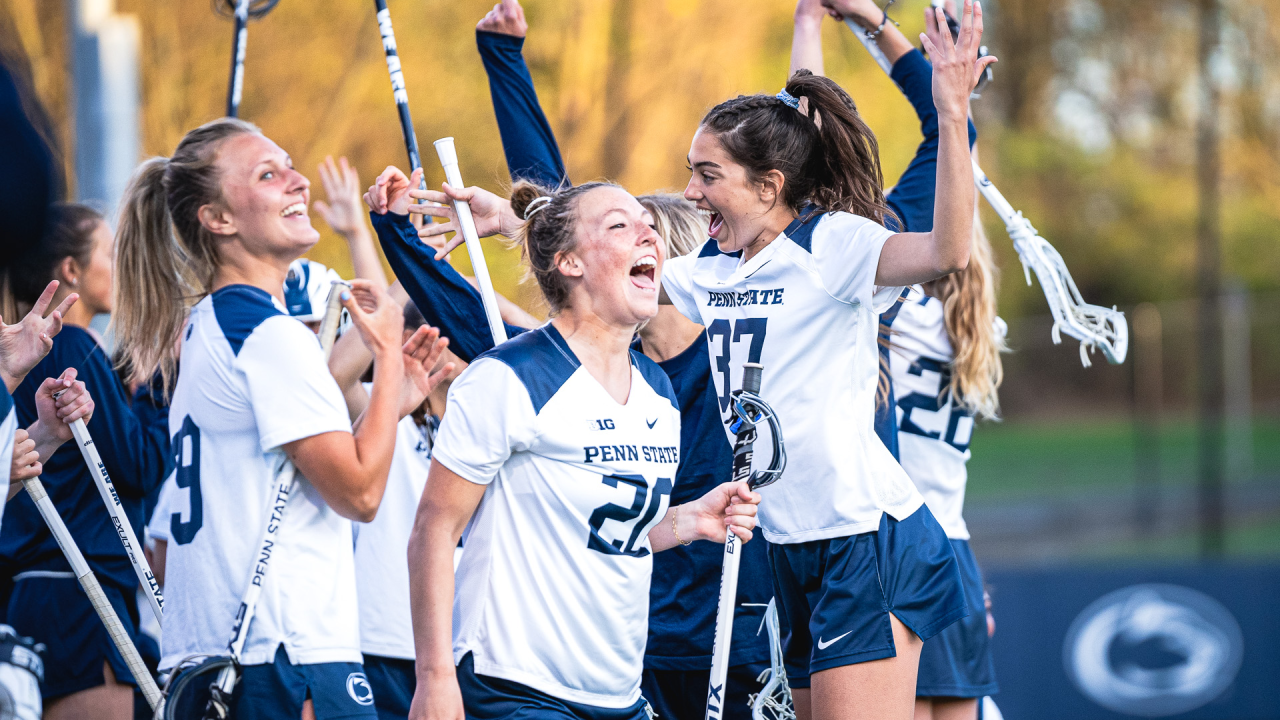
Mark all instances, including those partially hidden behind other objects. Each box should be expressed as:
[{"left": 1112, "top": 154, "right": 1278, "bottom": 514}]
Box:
[
  {"left": 111, "top": 117, "right": 260, "bottom": 388},
  {"left": 924, "top": 218, "right": 1006, "bottom": 420}
]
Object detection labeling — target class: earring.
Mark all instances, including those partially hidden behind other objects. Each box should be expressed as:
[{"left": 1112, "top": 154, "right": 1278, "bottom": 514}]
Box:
[{"left": 69, "top": 278, "right": 79, "bottom": 288}]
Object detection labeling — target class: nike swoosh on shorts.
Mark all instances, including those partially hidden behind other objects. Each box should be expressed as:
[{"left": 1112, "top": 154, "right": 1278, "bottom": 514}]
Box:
[{"left": 816, "top": 631, "right": 853, "bottom": 650}]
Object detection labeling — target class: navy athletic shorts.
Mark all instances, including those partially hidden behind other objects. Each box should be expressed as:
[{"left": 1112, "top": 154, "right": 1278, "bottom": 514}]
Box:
[
  {"left": 7, "top": 573, "right": 138, "bottom": 699},
  {"left": 916, "top": 540, "right": 998, "bottom": 698},
  {"left": 457, "top": 652, "right": 650, "bottom": 720},
  {"left": 769, "top": 505, "right": 968, "bottom": 684},
  {"left": 641, "top": 660, "right": 767, "bottom": 720},
  {"left": 364, "top": 654, "right": 416, "bottom": 720}
]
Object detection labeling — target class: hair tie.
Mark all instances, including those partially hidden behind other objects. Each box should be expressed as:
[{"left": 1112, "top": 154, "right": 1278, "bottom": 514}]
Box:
[
  {"left": 523, "top": 196, "right": 552, "bottom": 221},
  {"left": 776, "top": 88, "right": 800, "bottom": 110}
]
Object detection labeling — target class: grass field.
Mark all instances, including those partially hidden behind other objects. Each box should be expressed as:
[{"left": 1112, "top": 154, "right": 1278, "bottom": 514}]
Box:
[{"left": 964, "top": 416, "right": 1280, "bottom": 562}]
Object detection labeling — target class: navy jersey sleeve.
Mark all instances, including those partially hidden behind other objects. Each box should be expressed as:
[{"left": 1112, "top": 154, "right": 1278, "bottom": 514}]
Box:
[
  {"left": 14, "top": 328, "right": 171, "bottom": 499},
  {"left": 884, "top": 49, "right": 978, "bottom": 234},
  {"left": 476, "top": 30, "right": 569, "bottom": 188},
  {"left": 370, "top": 210, "right": 525, "bottom": 363}
]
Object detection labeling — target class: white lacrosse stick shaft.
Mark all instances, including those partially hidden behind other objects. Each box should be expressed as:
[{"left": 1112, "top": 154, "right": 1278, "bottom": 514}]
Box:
[
  {"left": 433, "top": 137, "right": 508, "bottom": 345},
  {"left": 706, "top": 527, "right": 743, "bottom": 720},
  {"left": 62, "top": 414, "right": 163, "bottom": 623},
  {"left": 845, "top": 19, "right": 893, "bottom": 73},
  {"left": 22, "top": 476, "right": 161, "bottom": 709},
  {"left": 318, "top": 279, "right": 350, "bottom": 361}
]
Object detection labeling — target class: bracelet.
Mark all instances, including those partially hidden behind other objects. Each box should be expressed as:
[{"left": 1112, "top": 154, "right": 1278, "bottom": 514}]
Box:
[
  {"left": 672, "top": 505, "right": 692, "bottom": 546},
  {"left": 865, "top": 0, "right": 899, "bottom": 38}
]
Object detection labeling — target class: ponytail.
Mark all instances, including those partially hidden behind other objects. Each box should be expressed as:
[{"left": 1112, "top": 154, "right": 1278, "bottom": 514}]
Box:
[
  {"left": 699, "top": 69, "right": 895, "bottom": 227},
  {"left": 924, "top": 217, "right": 1005, "bottom": 420},
  {"left": 111, "top": 117, "right": 259, "bottom": 388}
]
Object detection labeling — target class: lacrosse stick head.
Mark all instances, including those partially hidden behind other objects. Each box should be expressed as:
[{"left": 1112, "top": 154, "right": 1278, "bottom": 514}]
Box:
[
  {"left": 729, "top": 364, "right": 787, "bottom": 490},
  {"left": 748, "top": 600, "right": 796, "bottom": 720}
]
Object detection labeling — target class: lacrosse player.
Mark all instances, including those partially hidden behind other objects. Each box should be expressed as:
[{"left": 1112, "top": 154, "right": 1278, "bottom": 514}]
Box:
[
  {"left": 109, "top": 118, "right": 450, "bottom": 720},
  {"left": 658, "top": 3, "right": 996, "bottom": 718},
  {"left": 0, "top": 204, "right": 167, "bottom": 720},
  {"left": 404, "top": 179, "right": 761, "bottom": 720},
  {"left": 819, "top": 2, "right": 1005, "bottom": 716}
]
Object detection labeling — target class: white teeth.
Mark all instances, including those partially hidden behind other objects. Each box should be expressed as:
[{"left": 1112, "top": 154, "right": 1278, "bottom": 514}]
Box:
[
  {"left": 632, "top": 257, "right": 656, "bottom": 270},
  {"left": 281, "top": 203, "right": 306, "bottom": 217}
]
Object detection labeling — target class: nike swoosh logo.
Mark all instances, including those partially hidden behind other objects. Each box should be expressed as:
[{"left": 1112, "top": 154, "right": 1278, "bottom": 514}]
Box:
[
  {"left": 816, "top": 631, "right": 853, "bottom": 650},
  {"left": 646, "top": 418, "right": 658, "bottom": 429}
]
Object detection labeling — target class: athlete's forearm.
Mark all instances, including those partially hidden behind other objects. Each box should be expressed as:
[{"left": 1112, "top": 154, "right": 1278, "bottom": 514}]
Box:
[
  {"left": 648, "top": 502, "right": 703, "bottom": 553},
  {"left": 341, "top": 223, "right": 390, "bottom": 290},
  {"left": 928, "top": 112, "right": 975, "bottom": 276},
  {"left": 789, "top": 12, "right": 825, "bottom": 78}
]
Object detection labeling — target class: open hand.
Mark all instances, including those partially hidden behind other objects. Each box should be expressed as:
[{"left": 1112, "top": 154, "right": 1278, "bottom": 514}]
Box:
[
  {"left": 0, "top": 281, "right": 78, "bottom": 393},
  {"left": 476, "top": 0, "right": 527, "bottom": 38},
  {"left": 397, "top": 326, "right": 455, "bottom": 418},
  {"left": 315, "top": 156, "right": 367, "bottom": 238},
  {"left": 920, "top": 0, "right": 995, "bottom": 121},
  {"left": 407, "top": 184, "right": 520, "bottom": 259}
]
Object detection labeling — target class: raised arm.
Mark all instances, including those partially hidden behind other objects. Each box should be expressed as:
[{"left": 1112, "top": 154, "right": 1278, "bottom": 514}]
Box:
[
  {"left": 790, "top": 0, "right": 829, "bottom": 78},
  {"left": 365, "top": 166, "right": 528, "bottom": 363},
  {"left": 315, "top": 155, "right": 389, "bottom": 290},
  {"left": 476, "top": 0, "right": 569, "bottom": 189},
  {"left": 874, "top": 0, "right": 995, "bottom": 286}
]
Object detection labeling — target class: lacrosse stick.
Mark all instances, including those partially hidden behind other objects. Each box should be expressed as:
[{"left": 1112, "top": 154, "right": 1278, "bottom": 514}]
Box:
[
  {"left": 219, "top": 0, "right": 281, "bottom": 117},
  {"left": 433, "top": 138, "right": 508, "bottom": 345},
  {"left": 194, "top": 288, "right": 342, "bottom": 718},
  {"left": 747, "top": 599, "right": 796, "bottom": 720},
  {"left": 54, "top": 390, "right": 163, "bottom": 623},
  {"left": 318, "top": 279, "right": 351, "bottom": 360},
  {"left": 20, "top": 476, "right": 161, "bottom": 709},
  {"left": 842, "top": 13, "right": 1127, "bottom": 365},
  {"left": 707, "top": 363, "right": 785, "bottom": 720},
  {"left": 373, "top": 0, "right": 427, "bottom": 189}
]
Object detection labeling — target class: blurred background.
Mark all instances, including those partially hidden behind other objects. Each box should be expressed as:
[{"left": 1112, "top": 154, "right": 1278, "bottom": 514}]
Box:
[{"left": 2, "top": 0, "right": 1277, "bottom": 716}]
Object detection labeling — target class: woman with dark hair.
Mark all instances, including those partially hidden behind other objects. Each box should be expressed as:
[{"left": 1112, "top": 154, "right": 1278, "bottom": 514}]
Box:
[
  {"left": 659, "top": 3, "right": 996, "bottom": 719},
  {"left": 0, "top": 203, "right": 168, "bottom": 720}
]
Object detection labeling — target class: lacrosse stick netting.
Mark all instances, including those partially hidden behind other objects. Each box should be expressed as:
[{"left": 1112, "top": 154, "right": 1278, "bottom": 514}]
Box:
[
  {"left": 843, "top": 14, "right": 1128, "bottom": 366},
  {"left": 748, "top": 599, "right": 795, "bottom": 720}
]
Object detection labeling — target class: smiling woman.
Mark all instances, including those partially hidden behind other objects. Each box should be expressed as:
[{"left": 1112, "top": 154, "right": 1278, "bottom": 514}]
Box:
[
  {"left": 107, "top": 117, "right": 451, "bottom": 719},
  {"left": 403, "top": 177, "right": 763, "bottom": 720}
]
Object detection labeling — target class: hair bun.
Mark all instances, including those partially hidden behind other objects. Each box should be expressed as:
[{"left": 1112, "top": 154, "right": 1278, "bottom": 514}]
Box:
[{"left": 510, "top": 180, "right": 555, "bottom": 222}]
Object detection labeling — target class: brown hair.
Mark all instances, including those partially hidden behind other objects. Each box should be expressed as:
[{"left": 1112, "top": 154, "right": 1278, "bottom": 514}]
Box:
[
  {"left": 509, "top": 179, "right": 622, "bottom": 314},
  {"left": 923, "top": 218, "right": 1005, "bottom": 420},
  {"left": 1, "top": 203, "right": 105, "bottom": 323},
  {"left": 111, "top": 117, "right": 261, "bottom": 388},
  {"left": 699, "top": 69, "right": 895, "bottom": 227}
]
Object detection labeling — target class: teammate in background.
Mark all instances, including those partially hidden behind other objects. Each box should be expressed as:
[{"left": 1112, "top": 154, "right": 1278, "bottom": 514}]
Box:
[
  {"left": 329, "top": 298, "right": 461, "bottom": 720},
  {"left": 110, "top": 118, "right": 451, "bottom": 720},
  {"left": 0, "top": 203, "right": 170, "bottom": 720},
  {"left": 800, "top": 2, "right": 1005, "bottom": 717},
  {"left": 658, "top": 3, "right": 996, "bottom": 719},
  {"left": 404, "top": 180, "right": 761, "bottom": 720}
]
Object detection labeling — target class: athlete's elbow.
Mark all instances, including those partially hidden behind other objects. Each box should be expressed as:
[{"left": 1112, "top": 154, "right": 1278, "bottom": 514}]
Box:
[
  {"left": 936, "top": 247, "right": 970, "bottom": 277},
  {"left": 335, "top": 486, "right": 383, "bottom": 523}
]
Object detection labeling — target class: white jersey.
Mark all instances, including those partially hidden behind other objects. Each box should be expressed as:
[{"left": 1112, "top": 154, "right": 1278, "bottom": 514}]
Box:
[
  {"left": 887, "top": 290, "right": 974, "bottom": 540},
  {"left": 354, "top": 404, "right": 435, "bottom": 660},
  {"left": 160, "top": 285, "right": 356, "bottom": 670},
  {"left": 663, "top": 210, "right": 923, "bottom": 543},
  {"left": 0, "top": 395, "right": 14, "bottom": 536},
  {"left": 146, "top": 473, "right": 178, "bottom": 544},
  {"left": 434, "top": 324, "right": 681, "bottom": 708}
]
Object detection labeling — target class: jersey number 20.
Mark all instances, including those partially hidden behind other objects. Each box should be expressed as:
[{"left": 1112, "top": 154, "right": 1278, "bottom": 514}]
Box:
[{"left": 587, "top": 474, "right": 672, "bottom": 558}]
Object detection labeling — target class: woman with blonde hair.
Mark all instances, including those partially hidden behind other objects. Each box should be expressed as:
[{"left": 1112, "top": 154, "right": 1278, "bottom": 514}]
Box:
[{"left": 110, "top": 117, "right": 450, "bottom": 719}]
